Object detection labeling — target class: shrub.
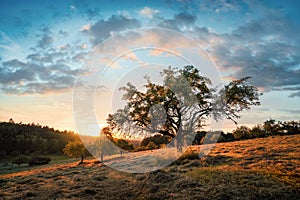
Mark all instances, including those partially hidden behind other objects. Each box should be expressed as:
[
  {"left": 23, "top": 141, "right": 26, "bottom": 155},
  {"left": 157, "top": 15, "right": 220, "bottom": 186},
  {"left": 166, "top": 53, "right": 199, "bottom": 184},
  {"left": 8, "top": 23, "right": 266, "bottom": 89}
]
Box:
[
  {"left": 13, "top": 155, "right": 29, "bottom": 166},
  {"left": 141, "top": 134, "right": 171, "bottom": 148},
  {"left": 173, "top": 149, "right": 199, "bottom": 165},
  {"left": 28, "top": 156, "right": 51, "bottom": 166},
  {"left": 146, "top": 142, "right": 158, "bottom": 150}
]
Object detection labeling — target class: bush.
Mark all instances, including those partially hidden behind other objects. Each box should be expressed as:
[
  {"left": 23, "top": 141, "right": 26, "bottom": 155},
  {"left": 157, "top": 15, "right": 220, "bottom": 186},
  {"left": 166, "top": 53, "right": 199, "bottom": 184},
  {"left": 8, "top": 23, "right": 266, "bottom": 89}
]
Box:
[
  {"left": 13, "top": 155, "right": 29, "bottom": 166},
  {"left": 146, "top": 142, "right": 158, "bottom": 150},
  {"left": 141, "top": 134, "right": 171, "bottom": 148},
  {"left": 173, "top": 149, "right": 199, "bottom": 165},
  {"left": 28, "top": 156, "right": 51, "bottom": 166}
]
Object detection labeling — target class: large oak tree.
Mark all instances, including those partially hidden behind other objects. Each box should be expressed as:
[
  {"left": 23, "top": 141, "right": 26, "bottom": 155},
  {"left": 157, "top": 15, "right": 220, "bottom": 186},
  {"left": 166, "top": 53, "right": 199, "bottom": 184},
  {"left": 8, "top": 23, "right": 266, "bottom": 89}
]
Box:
[{"left": 107, "top": 66, "right": 261, "bottom": 150}]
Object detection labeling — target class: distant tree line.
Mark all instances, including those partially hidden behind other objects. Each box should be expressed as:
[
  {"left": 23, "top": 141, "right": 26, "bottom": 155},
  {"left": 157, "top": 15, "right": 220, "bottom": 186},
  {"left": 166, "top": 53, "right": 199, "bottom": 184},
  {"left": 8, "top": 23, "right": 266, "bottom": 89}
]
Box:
[
  {"left": 192, "top": 119, "right": 300, "bottom": 145},
  {"left": 1, "top": 118, "right": 298, "bottom": 159},
  {"left": 137, "top": 119, "right": 300, "bottom": 149},
  {"left": 0, "top": 119, "right": 78, "bottom": 157}
]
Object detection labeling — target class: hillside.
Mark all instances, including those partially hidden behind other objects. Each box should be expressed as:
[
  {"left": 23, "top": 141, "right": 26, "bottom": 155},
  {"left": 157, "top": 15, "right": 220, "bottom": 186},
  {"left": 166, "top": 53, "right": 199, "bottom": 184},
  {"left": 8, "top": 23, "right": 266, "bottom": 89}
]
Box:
[
  {"left": 0, "top": 121, "right": 78, "bottom": 156},
  {"left": 0, "top": 134, "right": 299, "bottom": 199}
]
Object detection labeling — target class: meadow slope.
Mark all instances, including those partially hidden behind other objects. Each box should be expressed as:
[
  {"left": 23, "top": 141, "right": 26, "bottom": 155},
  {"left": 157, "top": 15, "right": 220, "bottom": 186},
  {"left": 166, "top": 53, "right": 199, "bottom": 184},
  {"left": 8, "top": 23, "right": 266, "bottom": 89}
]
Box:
[{"left": 0, "top": 135, "right": 299, "bottom": 199}]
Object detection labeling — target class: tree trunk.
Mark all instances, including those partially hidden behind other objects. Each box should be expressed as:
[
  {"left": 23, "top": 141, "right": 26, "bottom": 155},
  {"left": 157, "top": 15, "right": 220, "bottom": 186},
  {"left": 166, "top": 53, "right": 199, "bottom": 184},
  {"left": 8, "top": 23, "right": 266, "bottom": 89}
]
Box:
[{"left": 100, "top": 152, "right": 103, "bottom": 163}]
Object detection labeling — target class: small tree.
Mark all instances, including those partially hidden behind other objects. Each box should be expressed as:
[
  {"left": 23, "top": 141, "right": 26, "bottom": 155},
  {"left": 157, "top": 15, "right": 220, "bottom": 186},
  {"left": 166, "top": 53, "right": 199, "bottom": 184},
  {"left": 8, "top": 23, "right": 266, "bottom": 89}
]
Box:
[
  {"left": 232, "top": 126, "right": 251, "bottom": 140},
  {"left": 146, "top": 141, "right": 158, "bottom": 150},
  {"left": 263, "top": 119, "right": 280, "bottom": 136},
  {"left": 250, "top": 125, "right": 266, "bottom": 138},
  {"left": 115, "top": 139, "right": 134, "bottom": 157},
  {"left": 63, "top": 141, "right": 91, "bottom": 164}
]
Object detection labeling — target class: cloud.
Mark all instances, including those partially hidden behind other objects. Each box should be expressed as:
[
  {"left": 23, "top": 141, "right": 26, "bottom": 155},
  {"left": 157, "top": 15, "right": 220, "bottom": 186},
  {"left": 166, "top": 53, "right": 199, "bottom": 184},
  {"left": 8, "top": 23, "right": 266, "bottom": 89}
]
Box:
[
  {"left": 70, "top": 5, "right": 76, "bottom": 11},
  {"left": 58, "top": 30, "right": 68, "bottom": 38},
  {"left": 80, "top": 24, "right": 91, "bottom": 32},
  {"left": 36, "top": 27, "right": 54, "bottom": 49},
  {"left": 0, "top": 57, "right": 78, "bottom": 94},
  {"left": 200, "top": 15, "right": 300, "bottom": 97},
  {"left": 81, "top": 14, "right": 141, "bottom": 46},
  {"left": 156, "top": 12, "right": 197, "bottom": 31},
  {"left": 83, "top": 8, "right": 101, "bottom": 20},
  {"left": 139, "top": 7, "right": 159, "bottom": 18},
  {"left": 200, "top": 0, "right": 241, "bottom": 13},
  {"left": 281, "top": 109, "right": 300, "bottom": 114},
  {"left": 0, "top": 31, "right": 21, "bottom": 53},
  {"left": 0, "top": 35, "right": 88, "bottom": 95},
  {"left": 289, "top": 91, "right": 300, "bottom": 98}
]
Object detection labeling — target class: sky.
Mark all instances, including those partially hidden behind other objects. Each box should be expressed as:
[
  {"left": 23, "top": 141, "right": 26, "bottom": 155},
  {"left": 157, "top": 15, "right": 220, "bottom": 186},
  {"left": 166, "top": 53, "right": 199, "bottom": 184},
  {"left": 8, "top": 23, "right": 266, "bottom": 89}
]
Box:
[{"left": 0, "top": 0, "right": 300, "bottom": 136}]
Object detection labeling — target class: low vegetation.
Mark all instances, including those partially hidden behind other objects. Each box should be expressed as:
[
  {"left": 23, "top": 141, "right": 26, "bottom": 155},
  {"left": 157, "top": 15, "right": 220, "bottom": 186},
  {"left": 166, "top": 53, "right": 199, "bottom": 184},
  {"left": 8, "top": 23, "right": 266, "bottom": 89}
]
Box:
[
  {"left": 28, "top": 157, "right": 51, "bottom": 166},
  {"left": 0, "top": 135, "right": 298, "bottom": 199}
]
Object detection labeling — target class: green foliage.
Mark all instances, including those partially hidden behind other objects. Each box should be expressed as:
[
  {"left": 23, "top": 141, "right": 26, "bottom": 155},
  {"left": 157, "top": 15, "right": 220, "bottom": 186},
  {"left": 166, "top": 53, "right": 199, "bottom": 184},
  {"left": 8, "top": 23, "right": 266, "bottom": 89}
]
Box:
[
  {"left": 233, "top": 126, "right": 251, "bottom": 140},
  {"left": 140, "top": 134, "right": 171, "bottom": 148},
  {"left": 13, "top": 155, "right": 30, "bottom": 166},
  {"left": 0, "top": 120, "right": 78, "bottom": 157},
  {"left": 223, "top": 77, "right": 261, "bottom": 124},
  {"left": 107, "top": 66, "right": 261, "bottom": 151},
  {"left": 192, "top": 131, "right": 207, "bottom": 145},
  {"left": 63, "top": 141, "right": 91, "bottom": 163},
  {"left": 28, "top": 156, "right": 51, "bottom": 166},
  {"left": 115, "top": 139, "right": 134, "bottom": 151},
  {"left": 230, "top": 119, "right": 300, "bottom": 141},
  {"left": 145, "top": 141, "right": 158, "bottom": 150}
]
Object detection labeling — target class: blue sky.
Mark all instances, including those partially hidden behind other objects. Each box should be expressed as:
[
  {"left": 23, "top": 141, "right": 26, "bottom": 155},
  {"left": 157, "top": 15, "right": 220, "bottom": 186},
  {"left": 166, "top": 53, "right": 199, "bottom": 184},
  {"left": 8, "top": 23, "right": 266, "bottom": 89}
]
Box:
[{"left": 0, "top": 0, "right": 299, "bottom": 134}]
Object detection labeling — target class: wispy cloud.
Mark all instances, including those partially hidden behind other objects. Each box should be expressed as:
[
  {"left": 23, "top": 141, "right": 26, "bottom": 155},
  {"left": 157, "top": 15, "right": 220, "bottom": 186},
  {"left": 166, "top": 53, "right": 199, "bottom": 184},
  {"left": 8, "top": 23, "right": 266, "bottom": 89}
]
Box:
[
  {"left": 281, "top": 109, "right": 300, "bottom": 114},
  {"left": 138, "top": 7, "right": 159, "bottom": 18},
  {"left": 200, "top": 0, "right": 242, "bottom": 13},
  {"left": 156, "top": 12, "right": 197, "bottom": 31}
]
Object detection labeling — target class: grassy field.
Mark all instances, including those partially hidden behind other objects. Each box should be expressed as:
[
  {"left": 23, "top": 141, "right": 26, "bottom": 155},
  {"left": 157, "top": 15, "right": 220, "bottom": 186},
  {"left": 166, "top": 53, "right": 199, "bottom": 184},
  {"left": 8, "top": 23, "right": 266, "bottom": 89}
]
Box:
[{"left": 0, "top": 135, "right": 299, "bottom": 199}]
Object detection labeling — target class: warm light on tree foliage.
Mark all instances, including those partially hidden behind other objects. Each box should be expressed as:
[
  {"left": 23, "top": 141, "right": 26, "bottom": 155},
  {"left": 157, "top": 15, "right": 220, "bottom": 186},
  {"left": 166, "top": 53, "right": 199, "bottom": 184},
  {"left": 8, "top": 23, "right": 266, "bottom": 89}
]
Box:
[
  {"left": 107, "top": 66, "right": 261, "bottom": 150},
  {"left": 63, "top": 141, "right": 91, "bottom": 164}
]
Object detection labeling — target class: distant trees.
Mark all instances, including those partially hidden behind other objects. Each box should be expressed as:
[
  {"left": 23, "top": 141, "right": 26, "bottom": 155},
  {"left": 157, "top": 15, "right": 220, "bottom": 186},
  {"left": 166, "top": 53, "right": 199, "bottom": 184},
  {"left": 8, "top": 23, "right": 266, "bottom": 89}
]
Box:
[
  {"left": 63, "top": 141, "right": 91, "bottom": 164},
  {"left": 140, "top": 134, "right": 171, "bottom": 149},
  {"left": 115, "top": 139, "right": 134, "bottom": 157},
  {"left": 190, "top": 119, "right": 299, "bottom": 145},
  {"left": 231, "top": 119, "right": 300, "bottom": 141},
  {"left": 232, "top": 126, "right": 251, "bottom": 140},
  {"left": 0, "top": 120, "right": 78, "bottom": 157}
]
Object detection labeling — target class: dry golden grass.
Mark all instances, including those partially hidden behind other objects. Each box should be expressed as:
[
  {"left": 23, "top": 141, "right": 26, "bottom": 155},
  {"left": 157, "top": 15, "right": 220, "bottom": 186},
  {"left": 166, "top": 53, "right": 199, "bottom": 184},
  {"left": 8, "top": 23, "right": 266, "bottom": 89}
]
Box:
[{"left": 0, "top": 135, "right": 299, "bottom": 199}]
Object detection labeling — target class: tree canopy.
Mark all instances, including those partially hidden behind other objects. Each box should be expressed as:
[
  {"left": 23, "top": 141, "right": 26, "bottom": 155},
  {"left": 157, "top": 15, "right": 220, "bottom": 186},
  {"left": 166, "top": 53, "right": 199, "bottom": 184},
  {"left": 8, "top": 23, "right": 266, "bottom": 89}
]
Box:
[
  {"left": 107, "top": 66, "right": 261, "bottom": 150},
  {"left": 63, "top": 141, "right": 91, "bottom": 163},
  {"left": 0, "top": 120, "right": 78, "bottom": 156}
]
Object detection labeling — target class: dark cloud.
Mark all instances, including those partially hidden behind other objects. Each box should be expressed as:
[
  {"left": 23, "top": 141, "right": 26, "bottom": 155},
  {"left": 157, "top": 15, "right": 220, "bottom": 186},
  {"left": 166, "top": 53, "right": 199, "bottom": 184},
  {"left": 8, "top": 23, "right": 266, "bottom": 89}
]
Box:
[
  {"left": 200, "top": 0, "right": 242, "bottom": 13},
  {"left": 36, "top": 27, "right": 53, "bottom": 49},
  {"left": 264, "top": 84, "right": 300, "bottom": 98},
  {"left": 0, "top": 47, "right": 80, "bottom": 95},
  {"left": 289, "top": 91, "right": 300, "bottom": 98},
  {"left": 204, "top": 15, "right": 300, "bottom": 97},
  {"left": 58, "top": 30, "right": 68, "bottom": 38},
  {"left": 82, "top": 14, "right": 141, "bottom": 46},
  {"left": 156, "top": 12, "right": 197, "bottom": 30}
]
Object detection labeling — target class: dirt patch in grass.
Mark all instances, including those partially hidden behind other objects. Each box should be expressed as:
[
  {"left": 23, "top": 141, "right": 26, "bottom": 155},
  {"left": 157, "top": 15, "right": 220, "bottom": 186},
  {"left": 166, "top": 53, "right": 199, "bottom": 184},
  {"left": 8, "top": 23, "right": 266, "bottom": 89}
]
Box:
[{"left": 0, "top": 135, "right": 299, "bottom": 199}]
